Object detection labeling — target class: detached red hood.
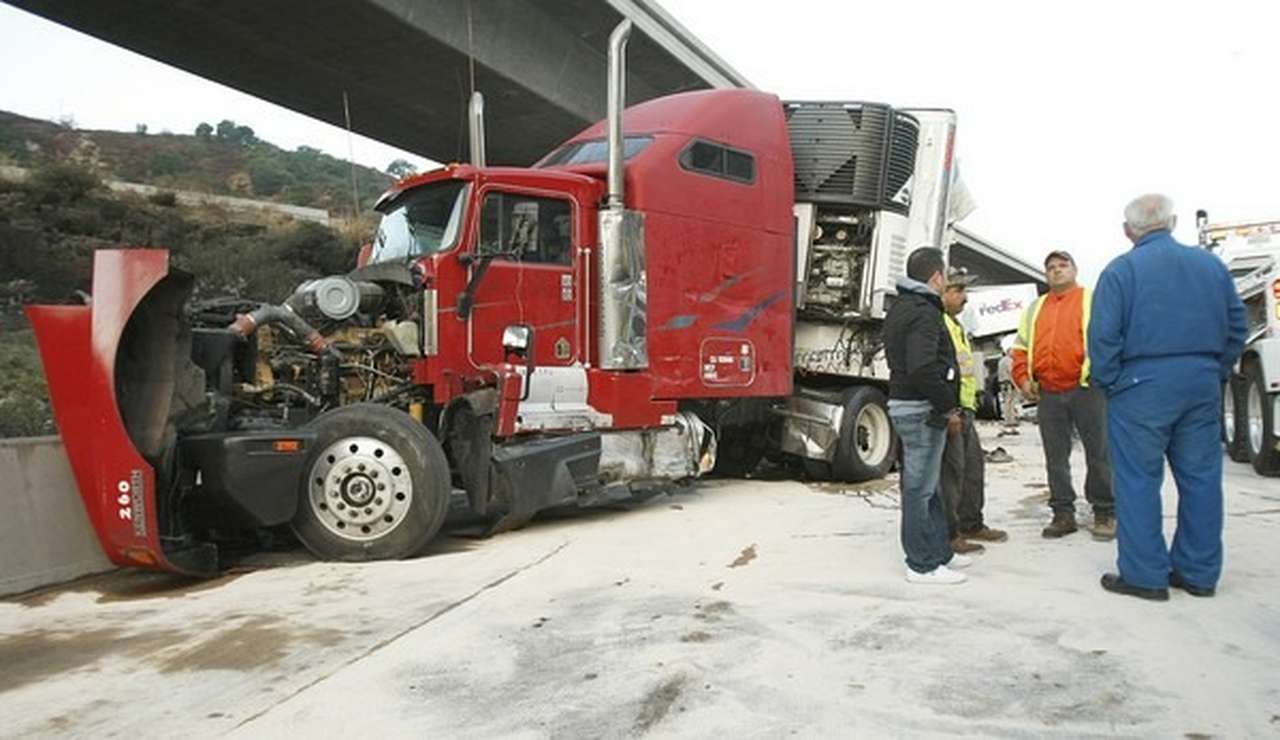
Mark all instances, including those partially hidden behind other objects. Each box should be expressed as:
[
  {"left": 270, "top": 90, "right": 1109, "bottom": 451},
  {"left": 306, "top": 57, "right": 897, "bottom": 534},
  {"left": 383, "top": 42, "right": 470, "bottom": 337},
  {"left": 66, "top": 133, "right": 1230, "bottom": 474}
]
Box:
[{"left": 26, "top": 250, "right": 210, "bottom": 575}]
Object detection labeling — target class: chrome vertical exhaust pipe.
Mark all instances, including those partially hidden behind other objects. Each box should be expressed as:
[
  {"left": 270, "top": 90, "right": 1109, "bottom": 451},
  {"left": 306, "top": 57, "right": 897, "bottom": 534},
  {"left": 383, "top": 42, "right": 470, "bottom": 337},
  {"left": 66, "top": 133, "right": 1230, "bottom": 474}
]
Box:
[
  {"left": 605, "top": 20, "right": 632, "bottom": 210},
  {"left": 469, "top": 91, "right": 486, "bottom": 167}
]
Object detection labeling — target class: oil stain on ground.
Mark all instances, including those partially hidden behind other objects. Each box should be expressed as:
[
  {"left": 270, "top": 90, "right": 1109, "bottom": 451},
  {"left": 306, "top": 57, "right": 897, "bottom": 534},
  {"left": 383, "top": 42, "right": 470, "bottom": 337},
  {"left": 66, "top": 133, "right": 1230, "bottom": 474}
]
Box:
[
  {"left": 693, "top": 600, "right": 734, "bottom": 623},
  {"left": 155, "top": 615, "right": 344, "bottom": 673},
  {"left": 0, "top": 614, "right": 347, "bottom": 694},
  {"left": 0, "top": 627, "right": 185, "bottom": 694},
  {"left": 634, "top": 673, "right": 688, "bottom": 733},
  {"left": 728, "top": 544, "right": 757, "bottom": 568},
  {"left": 13, "top": 570, "right": 245, "bottom": 608}
]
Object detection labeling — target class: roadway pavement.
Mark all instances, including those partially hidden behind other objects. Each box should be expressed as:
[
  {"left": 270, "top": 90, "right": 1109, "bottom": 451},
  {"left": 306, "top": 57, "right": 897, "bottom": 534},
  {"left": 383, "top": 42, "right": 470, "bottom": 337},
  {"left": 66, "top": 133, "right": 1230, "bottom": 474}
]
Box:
[{"left": 2, "top": 422, "right": 1278, "bottom": 738}]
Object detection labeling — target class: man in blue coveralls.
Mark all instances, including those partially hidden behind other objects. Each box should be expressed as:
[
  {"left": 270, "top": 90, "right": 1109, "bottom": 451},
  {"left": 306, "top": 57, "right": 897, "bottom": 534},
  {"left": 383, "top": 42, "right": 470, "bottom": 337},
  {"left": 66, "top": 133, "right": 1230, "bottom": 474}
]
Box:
[{"left": 1088, "top": 194, "right": 1246, "bottom": 600}]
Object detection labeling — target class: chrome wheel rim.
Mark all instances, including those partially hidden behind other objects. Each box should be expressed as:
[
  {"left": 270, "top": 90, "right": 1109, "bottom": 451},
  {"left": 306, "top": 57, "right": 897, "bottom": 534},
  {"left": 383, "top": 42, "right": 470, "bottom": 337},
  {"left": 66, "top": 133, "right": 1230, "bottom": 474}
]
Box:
[
  {"left": 1223, "top": 385, "right": 1236, "bottom": 444},
  {"left": 1248, "top": 383, "right": 1265, "bottom": 455},
  {"left": 308, "top": 436, "right": 413, "bottom": 541},
  {"left": 855, "top": 402, "right": 893, "bottom": 467}
]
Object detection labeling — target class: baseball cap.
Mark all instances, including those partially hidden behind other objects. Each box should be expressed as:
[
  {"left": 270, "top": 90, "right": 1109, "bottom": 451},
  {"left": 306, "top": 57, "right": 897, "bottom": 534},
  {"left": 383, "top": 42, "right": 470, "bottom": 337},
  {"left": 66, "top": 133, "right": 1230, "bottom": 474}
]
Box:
[
  {"left": 946, "top": 266, "right": 978, "bottom": 287},
  {"left": 1044, "top": 250, "right": 1075, "bottom": 268}
]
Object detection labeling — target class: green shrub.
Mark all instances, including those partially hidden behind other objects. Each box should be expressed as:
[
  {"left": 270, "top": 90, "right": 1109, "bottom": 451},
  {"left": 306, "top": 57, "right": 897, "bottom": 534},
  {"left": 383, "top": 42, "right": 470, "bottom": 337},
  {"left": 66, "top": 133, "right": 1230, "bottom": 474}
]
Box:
[{"left": 27, "top": 162, "right": 101, "bottom": 204}]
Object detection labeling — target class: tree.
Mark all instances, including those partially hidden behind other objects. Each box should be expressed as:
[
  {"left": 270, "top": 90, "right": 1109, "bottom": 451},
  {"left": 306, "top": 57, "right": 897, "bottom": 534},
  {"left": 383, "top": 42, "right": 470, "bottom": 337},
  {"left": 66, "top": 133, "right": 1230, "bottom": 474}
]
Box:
[
  {"left": 214, "top": 119, "right": 258, "bottom": 147},
  {"left": 386, "top": 158, "right": 418, "bottom": 178},
  {"left": 195, "top": 122, "right": 213, "bottom": 139},
  {"left": 135, "top": 123, "right": 148, "bottom": 135}
]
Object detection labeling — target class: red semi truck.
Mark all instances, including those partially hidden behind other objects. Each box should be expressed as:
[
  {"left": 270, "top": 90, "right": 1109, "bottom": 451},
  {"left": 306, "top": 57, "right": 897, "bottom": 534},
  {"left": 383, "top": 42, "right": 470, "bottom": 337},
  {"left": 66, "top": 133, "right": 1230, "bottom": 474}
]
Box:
[{"left": 27, "top": 22, "right": 966, "bottom": 575}]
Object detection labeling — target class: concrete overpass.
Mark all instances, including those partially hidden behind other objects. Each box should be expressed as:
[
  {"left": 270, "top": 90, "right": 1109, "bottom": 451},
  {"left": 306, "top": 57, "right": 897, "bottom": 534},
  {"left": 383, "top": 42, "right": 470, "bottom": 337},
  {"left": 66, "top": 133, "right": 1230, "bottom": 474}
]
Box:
[{"left": 4, "top": 0, "right": 751, "bottom": 165}]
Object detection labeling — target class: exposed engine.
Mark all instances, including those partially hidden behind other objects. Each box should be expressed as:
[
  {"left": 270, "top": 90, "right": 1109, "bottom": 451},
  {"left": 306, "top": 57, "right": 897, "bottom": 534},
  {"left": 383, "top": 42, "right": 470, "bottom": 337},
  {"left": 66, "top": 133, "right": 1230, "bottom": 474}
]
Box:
[
  {"left": 186, "top": 265, "right": 425, "bottom": 432},
  {"left": 799, "top": 207, "right": 876, "bottom": 320}
]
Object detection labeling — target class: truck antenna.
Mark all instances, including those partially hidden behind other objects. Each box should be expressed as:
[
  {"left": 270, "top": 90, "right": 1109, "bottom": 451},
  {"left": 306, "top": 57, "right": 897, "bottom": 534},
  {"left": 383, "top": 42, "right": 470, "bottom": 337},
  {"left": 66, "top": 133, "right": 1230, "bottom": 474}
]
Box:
[{"left": 342, "top": 90, "right": 360, "bottom": 220}]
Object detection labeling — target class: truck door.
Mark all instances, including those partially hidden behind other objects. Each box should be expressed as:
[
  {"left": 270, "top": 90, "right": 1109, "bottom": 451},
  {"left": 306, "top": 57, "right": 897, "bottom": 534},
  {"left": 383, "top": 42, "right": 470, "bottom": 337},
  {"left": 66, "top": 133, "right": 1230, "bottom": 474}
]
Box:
[{"left": 466, "top": 188, "right": 579, "bottom": 368}]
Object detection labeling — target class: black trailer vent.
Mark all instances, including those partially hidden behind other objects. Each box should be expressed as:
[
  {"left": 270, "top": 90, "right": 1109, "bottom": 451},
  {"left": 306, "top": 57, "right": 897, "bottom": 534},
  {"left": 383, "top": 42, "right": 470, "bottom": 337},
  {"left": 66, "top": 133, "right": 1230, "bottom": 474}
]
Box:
[{"left": 784, "top": 102, "right": 919, "bottom": 214}]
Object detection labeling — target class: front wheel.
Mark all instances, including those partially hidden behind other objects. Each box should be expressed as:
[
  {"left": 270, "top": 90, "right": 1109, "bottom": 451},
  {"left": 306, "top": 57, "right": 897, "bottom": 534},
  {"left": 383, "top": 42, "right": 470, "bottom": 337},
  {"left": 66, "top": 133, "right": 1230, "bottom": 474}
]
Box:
[{"left": 293, "top": 403, "right": 452, "bottom": 560}]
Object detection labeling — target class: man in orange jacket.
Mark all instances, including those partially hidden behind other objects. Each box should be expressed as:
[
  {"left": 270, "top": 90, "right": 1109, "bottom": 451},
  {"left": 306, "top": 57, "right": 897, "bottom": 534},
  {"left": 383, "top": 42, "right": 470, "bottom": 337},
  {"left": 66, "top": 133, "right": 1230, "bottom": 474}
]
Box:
[{"left": 1012, "top": 251, "right": 1115, "bottom": 540}]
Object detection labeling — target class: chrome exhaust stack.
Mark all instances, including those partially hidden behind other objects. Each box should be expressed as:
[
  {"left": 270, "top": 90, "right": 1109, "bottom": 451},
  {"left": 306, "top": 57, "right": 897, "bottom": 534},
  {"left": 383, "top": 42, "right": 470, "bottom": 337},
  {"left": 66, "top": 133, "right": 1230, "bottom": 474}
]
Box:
[
  {"left": 605, "top": 20, "right": 631, "bottom": 210},
  {"left": 469, "top": 91, "right": 486, "bottom": 167},
  {"left": 598, "top": 19, "right": 647, "bottom": 369}
]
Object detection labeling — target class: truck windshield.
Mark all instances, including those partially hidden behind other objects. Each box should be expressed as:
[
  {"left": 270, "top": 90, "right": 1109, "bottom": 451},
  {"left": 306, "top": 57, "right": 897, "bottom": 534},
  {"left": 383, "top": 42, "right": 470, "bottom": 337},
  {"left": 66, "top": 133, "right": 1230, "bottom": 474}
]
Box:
[
  {"left": 371, "top": 181, "right": 468, "bottom": 263},
  {"left": 538, "top": 135, "right": 653, "bottom": 167}
]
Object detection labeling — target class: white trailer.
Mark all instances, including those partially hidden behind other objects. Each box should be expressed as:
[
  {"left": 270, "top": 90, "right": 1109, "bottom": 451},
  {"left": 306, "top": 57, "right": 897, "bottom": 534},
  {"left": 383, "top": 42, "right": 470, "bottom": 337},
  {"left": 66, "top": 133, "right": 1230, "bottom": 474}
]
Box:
[
  {"left": 775, "top": 101, "right": 1046, "bottom": 481},
  {"left": 1198, "top": 210, "right": 1280, "bottom": 475}
]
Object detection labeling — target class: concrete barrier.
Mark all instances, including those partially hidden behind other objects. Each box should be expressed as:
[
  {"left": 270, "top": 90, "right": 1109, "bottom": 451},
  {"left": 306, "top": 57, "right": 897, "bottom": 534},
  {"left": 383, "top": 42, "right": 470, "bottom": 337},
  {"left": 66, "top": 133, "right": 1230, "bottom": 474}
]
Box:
[{"left": 0, "top": 436, "right": 113, "bottom": 596}]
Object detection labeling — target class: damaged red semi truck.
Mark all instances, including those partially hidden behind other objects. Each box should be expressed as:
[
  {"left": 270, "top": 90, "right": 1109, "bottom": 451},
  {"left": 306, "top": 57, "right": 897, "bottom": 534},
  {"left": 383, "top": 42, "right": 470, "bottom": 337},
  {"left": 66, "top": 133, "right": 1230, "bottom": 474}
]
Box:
[{"left": 26, "top": 21, "right": 964, "bottom": 575}]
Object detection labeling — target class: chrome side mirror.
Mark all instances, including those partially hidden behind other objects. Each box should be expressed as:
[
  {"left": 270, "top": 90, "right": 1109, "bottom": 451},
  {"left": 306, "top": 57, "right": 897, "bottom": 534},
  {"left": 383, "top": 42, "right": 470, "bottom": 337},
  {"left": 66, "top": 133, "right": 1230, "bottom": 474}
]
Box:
[{"left": 502, "top": 324, "right": 532, "bottom": 356}]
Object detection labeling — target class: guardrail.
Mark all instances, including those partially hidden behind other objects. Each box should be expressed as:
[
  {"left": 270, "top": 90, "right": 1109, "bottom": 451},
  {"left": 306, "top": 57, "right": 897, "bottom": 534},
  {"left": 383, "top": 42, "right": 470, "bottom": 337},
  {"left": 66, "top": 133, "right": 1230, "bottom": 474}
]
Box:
[{"left": 0, "top": 436, "right": 113, "bottom": 597}]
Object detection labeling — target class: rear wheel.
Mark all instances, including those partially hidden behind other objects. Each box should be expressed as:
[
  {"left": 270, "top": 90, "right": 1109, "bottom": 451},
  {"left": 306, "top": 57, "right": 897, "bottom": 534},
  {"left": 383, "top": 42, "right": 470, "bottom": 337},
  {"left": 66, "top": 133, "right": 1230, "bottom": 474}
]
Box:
[
  {"left": 1224, "top": 376, "right": 1250, "bottom": 463},
  {"left": 1244, "top": 363, "right": 1280, "bottom": 476},
  {"left": 293, "top": 403, "right": 451, "bottom": 560},
  {"left": 807, "top": 386, "right": 897, "bottom": 483}
]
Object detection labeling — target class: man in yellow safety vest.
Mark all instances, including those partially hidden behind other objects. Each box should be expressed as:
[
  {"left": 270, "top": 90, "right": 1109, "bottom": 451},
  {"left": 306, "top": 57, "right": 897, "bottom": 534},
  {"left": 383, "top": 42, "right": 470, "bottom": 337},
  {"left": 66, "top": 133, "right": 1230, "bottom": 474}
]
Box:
[
  {"left": 941, "top": 267, "right": 1008, "bottom": 553},
  {"left": 1011, "top": 251, "right": 1115, "bottom": 540}
]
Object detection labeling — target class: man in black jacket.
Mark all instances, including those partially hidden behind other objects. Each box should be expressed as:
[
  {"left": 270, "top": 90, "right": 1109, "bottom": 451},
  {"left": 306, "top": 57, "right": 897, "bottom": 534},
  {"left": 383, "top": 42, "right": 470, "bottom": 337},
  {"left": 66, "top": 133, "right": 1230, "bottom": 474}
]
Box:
[{"left": 883, "top": 247, "right": 970, "bottom": 585}]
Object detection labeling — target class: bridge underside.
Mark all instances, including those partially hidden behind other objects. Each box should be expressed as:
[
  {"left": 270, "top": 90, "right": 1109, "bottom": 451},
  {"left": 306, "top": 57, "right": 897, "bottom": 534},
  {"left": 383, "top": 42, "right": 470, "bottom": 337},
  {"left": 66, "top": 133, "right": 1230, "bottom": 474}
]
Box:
[{"left": 7, "top": 0, "right": 741, "bottom": 165}]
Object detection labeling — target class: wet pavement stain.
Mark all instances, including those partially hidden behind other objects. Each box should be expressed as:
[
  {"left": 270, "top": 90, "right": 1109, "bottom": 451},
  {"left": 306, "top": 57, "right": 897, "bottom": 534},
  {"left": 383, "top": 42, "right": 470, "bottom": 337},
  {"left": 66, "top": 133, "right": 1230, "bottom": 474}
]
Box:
[
  {"left": 13, "top": 570, "right": 245, "bottom": 608},
  {"left": 1010, "top": 491, "right": 1051, "bottom": 521},
  {"left": 0, "top": 627, "right": 186, "bottom": 694},
  {"left": 693, "top": 600, "right": 734, "bottom": 623},
  {"left": 728, "top": 544, "right": 757, "bottom": 568},
  {"left": 155, "top": 615, "right": 343, "bottom": 674},
  {"left": 634, "top": 673, "right": 688, "bottom": 733}
]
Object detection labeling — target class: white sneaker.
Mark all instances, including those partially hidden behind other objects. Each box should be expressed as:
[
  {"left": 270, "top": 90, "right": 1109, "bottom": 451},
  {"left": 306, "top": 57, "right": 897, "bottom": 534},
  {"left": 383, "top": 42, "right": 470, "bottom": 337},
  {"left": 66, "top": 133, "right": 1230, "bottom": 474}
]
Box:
[
  {"left": 948, "top": 553, "right": 974, "bottom": 569},
  {"left": 905, "top": 565, "right": 968, "bottom": 585}
]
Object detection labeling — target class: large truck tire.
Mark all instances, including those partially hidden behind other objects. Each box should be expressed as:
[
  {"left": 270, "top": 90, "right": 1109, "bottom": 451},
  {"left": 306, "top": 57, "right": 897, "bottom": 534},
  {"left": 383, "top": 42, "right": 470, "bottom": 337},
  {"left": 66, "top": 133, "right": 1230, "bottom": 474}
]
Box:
[
  {"left": 293, "top": 403, "right": 452, "bottom": 560},
  {"left": 808, "top": 386, "right": 897, "bottom": 483},
  {"left": 1224, "top": 376, "right": 1250, "bottom": 463},
  {"left": 1244, "top": 363, "right": 1280, "bottom": 476}
]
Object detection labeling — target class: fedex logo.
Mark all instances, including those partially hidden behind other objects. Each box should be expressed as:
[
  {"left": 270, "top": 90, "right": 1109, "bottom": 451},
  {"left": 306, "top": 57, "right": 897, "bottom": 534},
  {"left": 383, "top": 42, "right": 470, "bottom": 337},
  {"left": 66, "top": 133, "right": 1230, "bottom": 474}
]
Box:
[{"left": 977, "top": 298, "right": 1025, "bottom": 316}]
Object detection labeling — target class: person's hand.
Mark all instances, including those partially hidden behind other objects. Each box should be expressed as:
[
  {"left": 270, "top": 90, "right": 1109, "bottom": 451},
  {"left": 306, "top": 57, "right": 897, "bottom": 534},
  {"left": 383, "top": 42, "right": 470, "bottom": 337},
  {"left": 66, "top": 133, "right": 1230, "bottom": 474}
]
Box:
[
  {"left": 1019, "top": 380, "right": 1040, "bottom": 402},
  {"left": 946, "top": 413, "right": 963, "bottom": 436}
]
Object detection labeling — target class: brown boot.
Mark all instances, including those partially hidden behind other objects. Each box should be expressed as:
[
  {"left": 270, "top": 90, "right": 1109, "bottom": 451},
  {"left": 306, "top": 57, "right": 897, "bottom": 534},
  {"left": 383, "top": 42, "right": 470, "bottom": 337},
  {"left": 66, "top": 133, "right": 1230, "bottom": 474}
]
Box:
[
  {"left": 1041, "top": 512, "right": 1078, "bottom": 539},
  {"left": 950, "top": 537, "right": 985, "bottom": 554},
  {"left": 961, "top": 526, "right": 1008, "bottom": 543},
  {"left": 1090, "top": 515, "right": 1116, "bottom": 541}
]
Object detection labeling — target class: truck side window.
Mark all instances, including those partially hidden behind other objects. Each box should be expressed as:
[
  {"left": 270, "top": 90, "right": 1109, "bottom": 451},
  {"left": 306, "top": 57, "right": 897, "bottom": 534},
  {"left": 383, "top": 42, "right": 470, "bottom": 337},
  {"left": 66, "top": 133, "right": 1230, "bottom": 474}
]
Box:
[
  {"left": 679, "top": 139, "right": 756, "bottom": 184},
  {"left": 478, "top": 192, "right": 573, "bottom": 265}
]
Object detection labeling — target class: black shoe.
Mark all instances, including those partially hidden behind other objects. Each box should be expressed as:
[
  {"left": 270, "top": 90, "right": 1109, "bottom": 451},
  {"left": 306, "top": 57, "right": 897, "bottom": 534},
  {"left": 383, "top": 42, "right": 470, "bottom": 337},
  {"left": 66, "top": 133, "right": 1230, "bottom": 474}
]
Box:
[
  {"left": 1169, "top": 571, "right": 1216, "bottom": 597},
  {"left": 1100, "top": 573, "right": 1169, "bottom": 601}
]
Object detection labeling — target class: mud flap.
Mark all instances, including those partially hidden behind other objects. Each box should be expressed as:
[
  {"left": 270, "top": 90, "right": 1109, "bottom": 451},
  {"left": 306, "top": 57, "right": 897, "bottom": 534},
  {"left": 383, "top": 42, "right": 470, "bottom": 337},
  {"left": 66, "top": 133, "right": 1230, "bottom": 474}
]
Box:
[{"left": 484, "top": 433, "right": 602, "bottom": 534}]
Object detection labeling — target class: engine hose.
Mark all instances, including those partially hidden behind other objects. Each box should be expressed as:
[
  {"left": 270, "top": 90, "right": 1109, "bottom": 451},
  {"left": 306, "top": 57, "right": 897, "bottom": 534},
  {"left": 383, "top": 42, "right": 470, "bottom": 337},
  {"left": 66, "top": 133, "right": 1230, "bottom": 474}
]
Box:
[{"left": 227, "top": 305, "right": 338, "bottom": 357}]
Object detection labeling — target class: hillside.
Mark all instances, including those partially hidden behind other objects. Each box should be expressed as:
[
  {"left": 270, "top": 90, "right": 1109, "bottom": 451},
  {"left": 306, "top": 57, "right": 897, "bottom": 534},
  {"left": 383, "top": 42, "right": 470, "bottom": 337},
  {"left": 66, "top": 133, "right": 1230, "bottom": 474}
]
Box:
[
  {"left": 0, "top": 110, "right": 398, "bottom": 213},
  {"left": 0, "top": 111, "right": 410, "bottom": 437}
]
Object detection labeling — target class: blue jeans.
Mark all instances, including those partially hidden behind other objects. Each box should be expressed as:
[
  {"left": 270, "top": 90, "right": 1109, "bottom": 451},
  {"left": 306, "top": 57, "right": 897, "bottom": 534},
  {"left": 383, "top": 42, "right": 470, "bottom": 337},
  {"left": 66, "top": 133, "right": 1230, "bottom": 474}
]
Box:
[{"left": 889, "top": 408, "right": 953, "bottom": 573}]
